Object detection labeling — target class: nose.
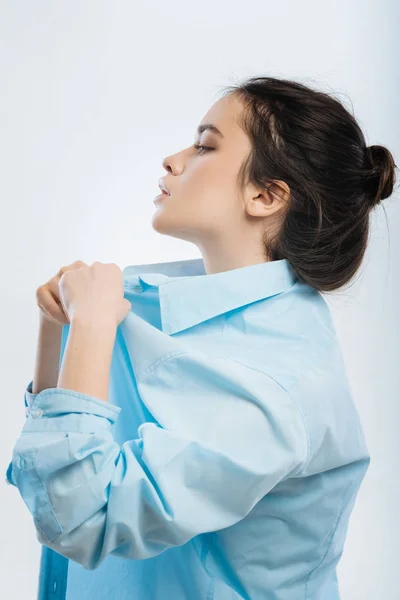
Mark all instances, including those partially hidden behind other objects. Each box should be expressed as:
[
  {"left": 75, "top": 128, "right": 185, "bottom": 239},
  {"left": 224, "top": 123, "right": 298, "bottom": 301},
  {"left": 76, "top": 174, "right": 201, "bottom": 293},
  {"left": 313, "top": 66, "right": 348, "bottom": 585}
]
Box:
[
  {"left": 162, "top": 156, "right": 173, "bottom": 173},
  {"left": 162, "top": 147, "right": 188, "bottom": 176}
]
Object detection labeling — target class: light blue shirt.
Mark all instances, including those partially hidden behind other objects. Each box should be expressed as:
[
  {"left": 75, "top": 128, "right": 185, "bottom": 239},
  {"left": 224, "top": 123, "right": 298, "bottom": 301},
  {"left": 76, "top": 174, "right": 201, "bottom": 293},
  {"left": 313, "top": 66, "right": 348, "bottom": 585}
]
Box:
[{"left": 6, "top": 257, "right": 370, "bottom": 599}]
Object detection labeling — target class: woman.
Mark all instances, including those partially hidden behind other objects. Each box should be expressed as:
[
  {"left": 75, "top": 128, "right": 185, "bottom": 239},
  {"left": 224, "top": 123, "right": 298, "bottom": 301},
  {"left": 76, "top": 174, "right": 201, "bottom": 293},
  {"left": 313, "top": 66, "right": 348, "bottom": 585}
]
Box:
[{"left": 7, "top": 76, "right": 397, "bottom": 599}]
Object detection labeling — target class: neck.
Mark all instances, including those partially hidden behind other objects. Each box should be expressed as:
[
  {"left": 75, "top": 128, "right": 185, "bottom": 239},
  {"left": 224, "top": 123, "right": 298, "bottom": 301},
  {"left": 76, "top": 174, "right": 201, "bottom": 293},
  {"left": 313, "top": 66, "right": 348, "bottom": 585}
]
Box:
[{"left": 196, "top": 239, "right": 271, "bottom": 275}]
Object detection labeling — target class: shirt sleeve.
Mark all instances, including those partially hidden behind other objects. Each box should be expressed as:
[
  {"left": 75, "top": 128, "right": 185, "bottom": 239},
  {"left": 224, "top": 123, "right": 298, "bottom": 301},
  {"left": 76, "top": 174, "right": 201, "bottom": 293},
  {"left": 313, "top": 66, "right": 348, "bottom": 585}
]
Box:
[
  {"left": 7, "top": 352, "right": 310, "bottom": 570},
  {"left": 5, "top": 379, "right": 38, "bottom": 487}
]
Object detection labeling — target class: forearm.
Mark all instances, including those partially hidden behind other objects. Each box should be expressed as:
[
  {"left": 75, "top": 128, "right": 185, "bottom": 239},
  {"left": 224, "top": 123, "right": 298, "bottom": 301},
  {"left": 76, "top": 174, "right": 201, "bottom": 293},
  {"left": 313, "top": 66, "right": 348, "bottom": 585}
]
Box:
[
  {"left": 57, "top": 316, "right": 117, "bottom": 402},
  {"left": 32, "top": 313, "right": 63, "bottom": 394}
]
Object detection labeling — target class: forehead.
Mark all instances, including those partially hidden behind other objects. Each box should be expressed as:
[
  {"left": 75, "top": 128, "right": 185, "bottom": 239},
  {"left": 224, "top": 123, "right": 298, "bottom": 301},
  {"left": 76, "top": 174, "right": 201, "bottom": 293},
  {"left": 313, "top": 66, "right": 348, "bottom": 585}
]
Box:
[{"left": 199, "top": 93, "right": 244, "bottom": 137}]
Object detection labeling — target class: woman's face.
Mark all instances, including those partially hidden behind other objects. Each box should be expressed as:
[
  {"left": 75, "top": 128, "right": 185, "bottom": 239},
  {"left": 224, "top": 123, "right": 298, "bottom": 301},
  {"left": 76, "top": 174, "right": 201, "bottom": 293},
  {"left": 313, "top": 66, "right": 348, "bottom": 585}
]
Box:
[{"left": 151, "top": 93, "right": 287, "bottom": 271}]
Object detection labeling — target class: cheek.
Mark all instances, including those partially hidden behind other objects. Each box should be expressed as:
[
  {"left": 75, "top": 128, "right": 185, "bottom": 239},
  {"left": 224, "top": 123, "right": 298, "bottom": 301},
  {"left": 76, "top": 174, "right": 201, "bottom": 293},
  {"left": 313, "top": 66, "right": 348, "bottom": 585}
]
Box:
[
  {"left": 162, "top": 157, "right": 240, "bottom": 221},
  {"left": 190, "top": 195, "right": 240, "bottom": 233},
  {"left": 188, "top": 157, "right": 232, "bottom": 191},
  {"left": 191, "top": 181, "right": 239, "bottom": 225},
  {"left": 191, "top": 167, "right": 236, "bottom": 209}
]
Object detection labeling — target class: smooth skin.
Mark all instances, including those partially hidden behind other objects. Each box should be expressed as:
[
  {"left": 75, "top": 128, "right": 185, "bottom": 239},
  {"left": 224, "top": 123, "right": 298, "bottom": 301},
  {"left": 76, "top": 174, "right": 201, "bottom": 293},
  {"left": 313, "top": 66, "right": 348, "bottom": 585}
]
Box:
[
  {"left": 32, "top": 93, "right": 290, "bottom": 402},
  {"left": 152, "top": 92, "right": 289, "bottom": 273},
  {"left": 34, "top": 261, "right": 130, "bottom": 402}
]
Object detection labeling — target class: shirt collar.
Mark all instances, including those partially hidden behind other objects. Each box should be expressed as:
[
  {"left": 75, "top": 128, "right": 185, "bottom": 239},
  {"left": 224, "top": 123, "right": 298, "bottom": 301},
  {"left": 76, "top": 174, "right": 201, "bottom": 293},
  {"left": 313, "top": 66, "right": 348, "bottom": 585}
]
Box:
[{"left": 123, "top": 257, "right": 298, "bottom": 335}]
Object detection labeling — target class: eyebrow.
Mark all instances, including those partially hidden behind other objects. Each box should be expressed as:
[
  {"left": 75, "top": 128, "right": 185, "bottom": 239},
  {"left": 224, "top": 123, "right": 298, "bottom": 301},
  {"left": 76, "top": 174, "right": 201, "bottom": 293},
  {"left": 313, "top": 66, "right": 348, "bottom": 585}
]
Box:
[{"left": 195, "top": 123, "right": 224, "bottom": 139}]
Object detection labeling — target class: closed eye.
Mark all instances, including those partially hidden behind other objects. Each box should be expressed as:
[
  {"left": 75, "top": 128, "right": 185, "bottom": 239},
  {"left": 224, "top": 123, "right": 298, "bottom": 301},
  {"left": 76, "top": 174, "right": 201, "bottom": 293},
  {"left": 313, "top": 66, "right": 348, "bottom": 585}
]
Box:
[{"left": 193, "top": 144, "right": 214, "bottom": 154}]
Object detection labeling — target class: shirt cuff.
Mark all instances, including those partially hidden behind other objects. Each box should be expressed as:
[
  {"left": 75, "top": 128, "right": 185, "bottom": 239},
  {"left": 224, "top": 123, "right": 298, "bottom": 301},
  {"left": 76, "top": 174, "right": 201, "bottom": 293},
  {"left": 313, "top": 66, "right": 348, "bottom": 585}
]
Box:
[
  {"left": 24, "top": 379, "right": 37, "bottom": 415},
  {"left": 6, "top": 384, "right": 121, "bottom": 487},
  {"left": 21, "top": 387, "right": 122, "bottom": 433},
  {"left": 6, "top": 380, "right": 38, "bottom": 486}
]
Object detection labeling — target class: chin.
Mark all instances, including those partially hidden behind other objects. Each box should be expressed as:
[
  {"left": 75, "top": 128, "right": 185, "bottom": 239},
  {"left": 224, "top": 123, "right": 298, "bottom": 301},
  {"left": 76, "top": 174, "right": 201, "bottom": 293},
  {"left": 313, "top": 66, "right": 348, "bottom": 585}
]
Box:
[
  {"left": 150, "top": 210, "right": 168, "bottom": 233},
  {"left": 150, "top": 213, "right": 192, "bottom": 242},
  {"left": 151, "top": 213, "right": 176, "bottom": 237}
]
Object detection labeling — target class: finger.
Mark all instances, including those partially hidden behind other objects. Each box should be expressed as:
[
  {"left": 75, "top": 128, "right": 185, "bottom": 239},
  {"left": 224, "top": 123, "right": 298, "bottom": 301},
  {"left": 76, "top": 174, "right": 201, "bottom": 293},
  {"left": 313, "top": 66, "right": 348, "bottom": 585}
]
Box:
[
  {"left": 49, "top": 278, "right": 70, "bottom": 323},
  {"left": 36, "top": 286, "right": 69, "bottom": 325},
  {"left": 58, "top": 260, "right": 89, "bottom": 276}
]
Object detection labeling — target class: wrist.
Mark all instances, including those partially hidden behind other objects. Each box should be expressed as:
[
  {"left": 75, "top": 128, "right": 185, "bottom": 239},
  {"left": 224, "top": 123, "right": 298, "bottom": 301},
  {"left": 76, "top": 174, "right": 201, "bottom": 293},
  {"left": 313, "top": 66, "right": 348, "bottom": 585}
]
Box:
[
  {"left": 39, "top": 311, "right": 64, "bottom": 329},
  {"left": 57, "top": 314, "right": 116, "bottom": 401},
  {"left": 33, "top": 312, "right": 64, "bottom": 395},
  {"left": 69, "top": 316, "right": 118, "bottom": 356},
  {"left": 70, "top": 313, "right": 118, "bottom": 333}
]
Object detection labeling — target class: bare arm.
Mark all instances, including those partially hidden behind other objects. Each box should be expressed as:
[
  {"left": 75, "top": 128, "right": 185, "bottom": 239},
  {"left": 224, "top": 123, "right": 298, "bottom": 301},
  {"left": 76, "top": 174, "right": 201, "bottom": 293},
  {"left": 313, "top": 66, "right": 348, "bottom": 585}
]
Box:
[
  {"left": 56, "top": 316, "right": 117, "bottom": 402},
  {"left": 31, "top": 313, "right": 63, "bottom": 394}
]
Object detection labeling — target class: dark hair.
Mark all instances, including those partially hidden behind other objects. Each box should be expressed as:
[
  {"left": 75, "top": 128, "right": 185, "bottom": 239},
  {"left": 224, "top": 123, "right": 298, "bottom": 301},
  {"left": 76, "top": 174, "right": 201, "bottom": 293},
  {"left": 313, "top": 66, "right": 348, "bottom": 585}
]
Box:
[{"left": 218, "top": 76, "right": 398, "bottom": 292}]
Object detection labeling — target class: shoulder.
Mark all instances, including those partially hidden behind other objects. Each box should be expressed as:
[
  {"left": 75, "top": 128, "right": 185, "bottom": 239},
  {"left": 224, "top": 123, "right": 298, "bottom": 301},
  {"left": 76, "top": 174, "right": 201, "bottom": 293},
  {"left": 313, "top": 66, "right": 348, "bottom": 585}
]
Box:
[
  {"left": 219, "top": 280, "right": 338, "bottom": 390},
  {"left": 138, "top": 349, "right": 311, "bottom": 474}
]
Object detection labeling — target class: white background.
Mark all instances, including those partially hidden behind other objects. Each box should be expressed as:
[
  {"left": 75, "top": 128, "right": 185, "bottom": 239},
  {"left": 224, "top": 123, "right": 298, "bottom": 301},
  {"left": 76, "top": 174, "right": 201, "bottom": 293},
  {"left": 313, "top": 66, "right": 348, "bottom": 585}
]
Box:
[{"left": 1, "top": 1, "right": 398, "bottom": 598}]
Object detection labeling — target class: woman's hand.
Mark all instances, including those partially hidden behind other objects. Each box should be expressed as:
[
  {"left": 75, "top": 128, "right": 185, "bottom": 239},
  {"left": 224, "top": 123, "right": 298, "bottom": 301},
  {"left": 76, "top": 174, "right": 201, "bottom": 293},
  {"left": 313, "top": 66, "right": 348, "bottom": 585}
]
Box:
[
  {"left": 58, "top": 261, "right": 131, "bottom": 328},
  {"left": 36, "top": 260, "right": 131, "bottom": 328},
  {"left": 36, "top": 260, "right": 89, "bottom": 325}
]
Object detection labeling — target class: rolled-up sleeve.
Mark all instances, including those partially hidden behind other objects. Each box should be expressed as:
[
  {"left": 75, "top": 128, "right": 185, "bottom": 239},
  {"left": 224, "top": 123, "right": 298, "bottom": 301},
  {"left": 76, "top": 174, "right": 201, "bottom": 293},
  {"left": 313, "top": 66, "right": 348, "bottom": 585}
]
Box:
[
  {"left": 6, "top": 379, "right": 38, "bottom": 486},
  {"left": 6, "top": 352, "right": 310, "bottom": 571}
]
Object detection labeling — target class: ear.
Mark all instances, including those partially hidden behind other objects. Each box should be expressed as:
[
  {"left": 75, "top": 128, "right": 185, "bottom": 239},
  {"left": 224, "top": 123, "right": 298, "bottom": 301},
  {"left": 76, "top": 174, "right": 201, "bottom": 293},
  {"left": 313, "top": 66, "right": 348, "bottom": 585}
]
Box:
[
  {"left": 247, "top": 180, "right": 290, "bottom": 217},
  {"left": 264, "top": 180, "right": 290, "bottom": 205}
]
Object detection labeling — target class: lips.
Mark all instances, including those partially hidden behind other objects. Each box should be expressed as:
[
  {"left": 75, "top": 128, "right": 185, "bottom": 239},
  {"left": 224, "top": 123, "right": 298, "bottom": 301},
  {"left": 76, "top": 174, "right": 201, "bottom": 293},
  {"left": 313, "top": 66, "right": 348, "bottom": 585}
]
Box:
[{"left": 158, "top": 178, "right": 171, "bottom": 195}]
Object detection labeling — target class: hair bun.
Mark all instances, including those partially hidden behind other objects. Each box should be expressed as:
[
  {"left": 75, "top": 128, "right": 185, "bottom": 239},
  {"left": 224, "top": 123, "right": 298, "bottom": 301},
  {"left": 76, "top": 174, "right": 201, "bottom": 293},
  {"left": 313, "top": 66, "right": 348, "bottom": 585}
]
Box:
[{"left": 364, "top": 144, "right": 398, "bottom": 208}]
